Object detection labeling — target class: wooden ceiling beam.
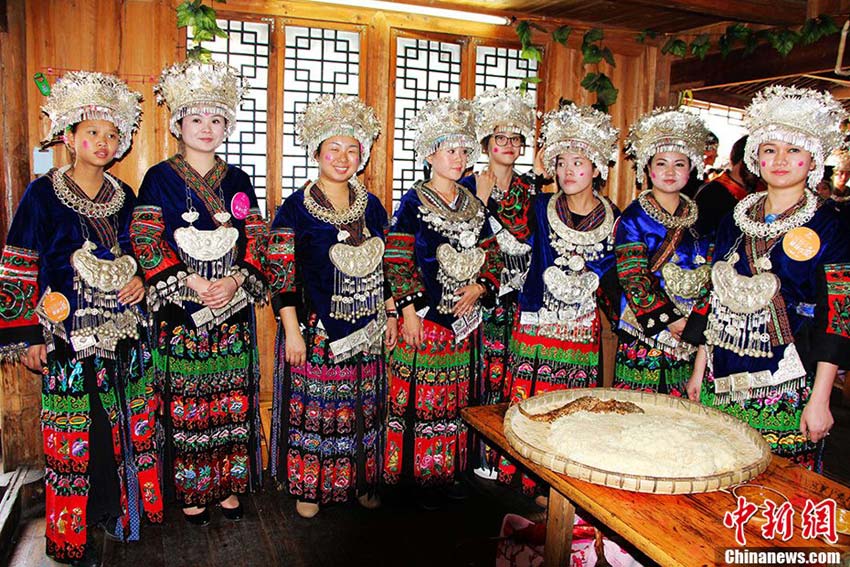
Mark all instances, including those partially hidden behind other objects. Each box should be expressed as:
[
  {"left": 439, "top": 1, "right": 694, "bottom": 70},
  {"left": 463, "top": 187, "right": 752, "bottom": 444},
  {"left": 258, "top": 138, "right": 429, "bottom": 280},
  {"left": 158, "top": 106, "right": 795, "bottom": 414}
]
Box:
[
  {"left": 671, "top": 33, "right": 841, "bottom": 91},
  {"left": 687, "top": 89, "right": 754, "bottom": 108},
  {"left": 625, "top": 0, "right": 807, "bottom": 26}
]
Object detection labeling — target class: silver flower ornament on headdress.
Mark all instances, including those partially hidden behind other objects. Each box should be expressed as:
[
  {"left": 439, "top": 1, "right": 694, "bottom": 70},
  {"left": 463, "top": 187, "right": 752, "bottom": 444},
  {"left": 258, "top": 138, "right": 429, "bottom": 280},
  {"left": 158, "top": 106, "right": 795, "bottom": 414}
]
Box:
[
  {"left": 297, "top": 95, "right": 381, "bottom": 173},
  {"left": 744, "top": 85, "right": 848, "bottom": 189},
  {"left": 155, "top": 59, "right": 249, "bottom": 138},
  {"left": 539, "top": 103, "right": 619, "bottom": 180},
  {"left": 625, "top": 107, "right": 709, "bottom": 185},
  {"left": 471, "top": 88, "right": 536, "bottom": 144},
  {"left": 409, "top": 97, "right": 480, "bottom": 167},
  {"left": 40, "top": 71, "right": 142, "bottom": 159}
]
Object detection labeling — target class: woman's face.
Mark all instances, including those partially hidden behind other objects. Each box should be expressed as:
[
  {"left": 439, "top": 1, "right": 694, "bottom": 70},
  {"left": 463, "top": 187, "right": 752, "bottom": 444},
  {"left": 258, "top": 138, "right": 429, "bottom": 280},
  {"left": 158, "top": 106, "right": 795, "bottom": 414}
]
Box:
[
  {"left": 757, "top": 140, "right": 813, "bottom": 191},
  {"left": 555, "top": 151, "right": 597, "bottom": 196},
  {"left": 648, "top": 151, "right": 690, "bottom": 194},
  {"left": 427, "top": 145, "right": 470, "bottom": 182},
  {"left": 485, "top": 129, "right": 524, "bottom": 167},
  {"left": 66, "top": 119, "right": 120, "bottom": 168},
  {"left": 180, "top": 113, "right": 227, "bottom": 154},
  {"left": 316, "top": 135, "right": 361, "bottom": 184}
]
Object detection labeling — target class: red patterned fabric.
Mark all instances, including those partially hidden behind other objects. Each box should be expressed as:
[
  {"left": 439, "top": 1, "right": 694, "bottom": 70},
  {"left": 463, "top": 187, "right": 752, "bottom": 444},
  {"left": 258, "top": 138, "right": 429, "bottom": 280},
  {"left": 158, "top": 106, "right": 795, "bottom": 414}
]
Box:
[
  {"left": 129, "top": 206, "right": 183, "bottom": 281},
  {"left": 384, "top": 233, "right": 426, "bottom": 307},
  {"left": 267, "top": 227, "right": 296, "bottom": 296},
  {"left": 0, "top": 245, "right": 39, "bottom": 333}
]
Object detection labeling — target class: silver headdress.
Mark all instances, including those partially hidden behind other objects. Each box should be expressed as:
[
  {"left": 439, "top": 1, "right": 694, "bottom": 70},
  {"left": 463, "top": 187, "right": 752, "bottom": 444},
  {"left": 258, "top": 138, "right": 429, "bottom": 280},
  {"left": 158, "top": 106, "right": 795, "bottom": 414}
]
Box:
[
  {"left": 744, "top": 85, "right": 847, "bottom": 188},
  {"left": 471, "top": 88, "right": 536, "bottom": 144},
  {"left": 40, "top": 71, "right": 142, "bottom": 159},
  {"left": 297, "top": 95, "right": 381, "bottom": 173},
  {"left": 410, "top": 97, "right": 480, "bottom": 167},
  {"left": 539, "top": 103, "right": 619, "bottom": 180},
  {"left": 155, "top": 59, "right": 249, "bottom": 138},
  {"left": 625, "top": 107, "right": 709, "bottom": 184},
  {"left": 833, "top": 148, "right": 850, "bottom": 172}
]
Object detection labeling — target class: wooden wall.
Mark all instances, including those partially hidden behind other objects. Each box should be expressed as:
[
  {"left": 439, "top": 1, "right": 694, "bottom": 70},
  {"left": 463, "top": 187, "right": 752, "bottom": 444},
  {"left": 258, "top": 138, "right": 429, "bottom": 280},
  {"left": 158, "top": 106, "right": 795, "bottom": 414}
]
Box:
[{"left": 0, "top": 0, "right": 671, "bottom": 468}]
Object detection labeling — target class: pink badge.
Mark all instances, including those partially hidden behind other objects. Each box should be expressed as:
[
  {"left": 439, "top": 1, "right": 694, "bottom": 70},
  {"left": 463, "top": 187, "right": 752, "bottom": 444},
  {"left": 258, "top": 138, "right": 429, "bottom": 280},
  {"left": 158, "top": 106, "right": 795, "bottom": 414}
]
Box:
[{"left": 231, "top": 192, "right": 250, "bottom": 220}]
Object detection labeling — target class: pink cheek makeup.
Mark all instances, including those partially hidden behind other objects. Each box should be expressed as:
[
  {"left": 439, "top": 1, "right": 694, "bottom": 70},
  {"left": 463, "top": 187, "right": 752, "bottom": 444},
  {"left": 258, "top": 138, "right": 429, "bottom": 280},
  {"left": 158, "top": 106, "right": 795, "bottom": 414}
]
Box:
[
  {"left": 761, "top": 161, "right": 766, "bottom": 167},
  {"left": 492, "top": 147, "right": 499, "bottom": 153},
  {"left": 82, "top": 141, "right": 89, "bottom": 149},
  {"left": 798, "top": 162, "right": 804, "bottom": 167},
  {"left": 579, "top": 172, "right": 584, "bottom": 176},
  {"left": 324, "top": 154, "right": 333, "bottom": 162},
  {"left": 650, "top": 172, "right": 656, "bottom": 178}
]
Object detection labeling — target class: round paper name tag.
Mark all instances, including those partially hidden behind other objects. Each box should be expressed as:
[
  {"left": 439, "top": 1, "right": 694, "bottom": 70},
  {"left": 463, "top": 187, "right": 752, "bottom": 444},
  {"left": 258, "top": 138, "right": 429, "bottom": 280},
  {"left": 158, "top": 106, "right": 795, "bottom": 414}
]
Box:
[
  {"left": 782, "top": 226, "right": 821, "bottom": 262},
  {"left": 231, "top": 192, "right": 250, "bottom": 220},
  {"left": 42, "top": 292, "right": 70, "bottom": 323}
]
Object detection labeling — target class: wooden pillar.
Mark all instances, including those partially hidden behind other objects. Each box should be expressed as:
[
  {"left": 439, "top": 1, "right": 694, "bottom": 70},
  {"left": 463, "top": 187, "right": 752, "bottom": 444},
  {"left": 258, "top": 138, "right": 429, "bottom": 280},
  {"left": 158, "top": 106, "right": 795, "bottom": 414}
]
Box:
[{"left": 0, "top": 0, "right": 42, "bottom": 472}]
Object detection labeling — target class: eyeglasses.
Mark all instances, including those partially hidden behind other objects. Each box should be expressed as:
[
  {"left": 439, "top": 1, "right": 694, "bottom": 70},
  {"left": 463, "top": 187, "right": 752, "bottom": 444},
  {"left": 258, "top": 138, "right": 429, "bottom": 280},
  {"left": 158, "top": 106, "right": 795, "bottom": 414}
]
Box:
[{"left": 493, "top": 134, "right": 524, "bottom": 148}]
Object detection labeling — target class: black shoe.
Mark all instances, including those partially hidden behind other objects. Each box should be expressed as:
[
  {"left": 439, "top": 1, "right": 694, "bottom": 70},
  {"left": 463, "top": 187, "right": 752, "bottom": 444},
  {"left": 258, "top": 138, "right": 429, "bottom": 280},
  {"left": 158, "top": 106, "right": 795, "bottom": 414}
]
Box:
[
  {"left": 220, "top": 502, "right": 244, "bottom": 521},
  {"left": 417, "top": 487, "right": 443, "bottom": 511},
  {"left": 182, "top": 507, "right": 210, "bottom": 526},
  {"left": 444, "top": 481, "right": 469, "bottom": 501}
]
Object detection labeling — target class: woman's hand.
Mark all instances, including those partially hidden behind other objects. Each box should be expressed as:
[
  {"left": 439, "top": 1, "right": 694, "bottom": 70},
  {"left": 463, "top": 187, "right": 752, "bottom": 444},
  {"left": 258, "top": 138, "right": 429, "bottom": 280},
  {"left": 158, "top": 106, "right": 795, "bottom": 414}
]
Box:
[
  {"left": 401, "top": 305, "right": 425, "bottom": 349},
  {"left": 800, "top": 400, "right": 833, "bottom": 443},
  {"left": 117, "top": 276, "right": 145, "bottom": 306},
  {"left": 686, "top": 346, "right": 707, "bottom": 402},
  {"left": 185, "top": 274, "right": 211, "bottom": 295},
  {"left": 22, "top": 344, "right": 46, "bottom": 373},
  {"left": 200, "top": 276, "right": 239, "bottom": 309},
  {"left": 667, "top": 317, "right": 686, "bottom": 341},
  {"left": 453, "top": 283, "right": 485, "bottom": 318},
  {"left": 475, "top": 168, "right": 496, "bottom": 203},
  {"left": 284, "top": 328, "right": 307, "bottom": 367},
  {"left": 385, "top": 317, "right": 399, "bottom": 350}
]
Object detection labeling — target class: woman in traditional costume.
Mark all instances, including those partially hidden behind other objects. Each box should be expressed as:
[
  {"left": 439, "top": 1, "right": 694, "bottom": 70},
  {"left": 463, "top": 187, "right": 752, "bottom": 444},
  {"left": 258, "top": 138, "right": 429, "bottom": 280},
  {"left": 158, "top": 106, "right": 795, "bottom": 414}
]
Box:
[
  {"left": 458, "top": 88, "right": 540, "bottom": 479},
  {"left": 686, "top": 86, "right": 850, "bottom": 471},
  {"left": 131, "top": 60, "right": 268, "bottom": 524},
  {"left": 613, "top": 108, "right": 711, "bottom": 395},
  {"left": 0, "top": 71, "right": 162, "bottom": 565},
  {"left": 268, "top": 95, "right": 395, "bottom": 519},
  {"left": 498, "top": 103, "right": 621, "bottom": 492},
  {"left": 383, "top": 97, "right": 502, "bottom": 507}
]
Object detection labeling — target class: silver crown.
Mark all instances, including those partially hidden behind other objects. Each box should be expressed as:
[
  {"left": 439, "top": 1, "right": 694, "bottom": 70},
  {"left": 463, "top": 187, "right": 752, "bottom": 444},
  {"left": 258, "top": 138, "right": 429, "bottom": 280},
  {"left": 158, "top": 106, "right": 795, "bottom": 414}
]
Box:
[
  {"left": 471, "top": 88, "right": 536, "bottom": 144},
  {"left": 744, "top": 86, "right": 848, "bottom": 189},
  {"left": 155, "top": 59, "right": 249, "bottom": 138},
  {"left": 539, "top": 103, "right": 619, "bottom": 180},
  {"left": 625, "top": 107, "right": 709, "bottom": 184},
  {"left": 40, "top": 71, "right": 142, "bottom": 158},
  {"left": 297, "top": 95, "right": 381, "bottom": 173},
  {"left": 409, "top": 97, "right": 480, "bottom": 167}
]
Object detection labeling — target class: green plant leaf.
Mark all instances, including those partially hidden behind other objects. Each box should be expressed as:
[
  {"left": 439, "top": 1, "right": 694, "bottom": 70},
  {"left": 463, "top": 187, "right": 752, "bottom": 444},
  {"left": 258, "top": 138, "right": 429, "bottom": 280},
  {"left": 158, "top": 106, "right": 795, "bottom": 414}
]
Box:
[
  {"left": 580, "top": 72, "right": 600, "bottom": 90},
  {"left": 552, "top": 25, "right": 571, "bottom": 46},
  {"left": 176, "top": 1, "right": 195, "bottom": 27},
  {"left": 516, "top": 21, "right": 532, "bottom": 48},
  {"left": 520, "top": 45, "right": 543, "bottom": 62},
  {"left": 816, "top": 15, "right": 840, "bottom": 37},
  {"left": 800, "top": 18, "right": 819, "bottom": 44},
  {"left": 726, "top": 23, "right": 751, "bottom": 41},
  {"left": 743, "top": 32, "right": 761, "bottom": 56},
  {"left": 192, "top": 30, "right": 214, "bottom": 43},
  {"left": 636, "top": 29, "right": 657, "bottom": 44},
  {"left": 187, "top": 45, "right": 212, "bottom": 62},
  {"left": 582, "top": 44, "right": 602, "bottom": 64},
  {"left": 661, "top": 37, "right": 687, "bottom": 57},
  {"left": 690, "top": 34, "right": 711, "bottom": 60},
  {"left": 601, "top": 47, "right": 616, "bottom": 67},
  {"left": 583, "top": 28, "right": 604, "bottom": 46},
  {"left": 718, "top": 35, "right": 732, "bottom": 58},
  {"left": 767, "top": 27, "right": 799, "bottom": 56}
]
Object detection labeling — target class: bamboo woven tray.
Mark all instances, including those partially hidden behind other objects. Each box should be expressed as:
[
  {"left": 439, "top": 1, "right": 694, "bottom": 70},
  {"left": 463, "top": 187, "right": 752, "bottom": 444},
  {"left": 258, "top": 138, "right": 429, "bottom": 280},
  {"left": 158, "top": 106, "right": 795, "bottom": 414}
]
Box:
[{"left": 504, "top": 388, "right": 772, "bottom": 494}]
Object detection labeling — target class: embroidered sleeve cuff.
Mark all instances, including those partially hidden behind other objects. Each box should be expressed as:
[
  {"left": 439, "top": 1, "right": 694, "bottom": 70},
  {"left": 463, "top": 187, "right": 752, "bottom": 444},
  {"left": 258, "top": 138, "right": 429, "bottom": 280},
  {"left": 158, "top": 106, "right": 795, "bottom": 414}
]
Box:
[
  {"left": 395, "top": 290, "right": 427, "bottom": 310},
  {"left": 0, "top": 325, "right": 44, "bottom": 361},
  {"left": 146, "top": 265, "right": 191, "bottom": 313},
  {"left": 232, "top": 264, "right": 269, "bottom": 305},
  {"left": 635, "top": 301, "right": 680, "bottom": 334},
  {"left": 272, "top": 291, "right": 300, "bottom": 315},
  {"left": 682, "top": 309, "right": 708, "bottom": 346}
]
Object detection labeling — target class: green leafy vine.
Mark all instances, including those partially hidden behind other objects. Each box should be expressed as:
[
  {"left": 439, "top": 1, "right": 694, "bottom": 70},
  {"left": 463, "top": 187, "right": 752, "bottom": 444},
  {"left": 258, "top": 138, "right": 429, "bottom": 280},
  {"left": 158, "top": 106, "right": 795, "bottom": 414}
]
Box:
[
  {"left": 638, "top": 15, "right": 840, "bottom": 60},
  {"left": 176, "top": 0, "right": 229, "bottom": 61},
  {"left": 515, "top": 21, "right": 617, "bottom": 112}
]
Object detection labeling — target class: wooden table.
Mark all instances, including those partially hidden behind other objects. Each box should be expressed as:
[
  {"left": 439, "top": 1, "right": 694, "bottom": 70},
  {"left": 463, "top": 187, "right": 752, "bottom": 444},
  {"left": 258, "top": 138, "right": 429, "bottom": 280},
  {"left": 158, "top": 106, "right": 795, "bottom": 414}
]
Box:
[{"left": 462, "top": 404, "right": 850, "bottom": 567}]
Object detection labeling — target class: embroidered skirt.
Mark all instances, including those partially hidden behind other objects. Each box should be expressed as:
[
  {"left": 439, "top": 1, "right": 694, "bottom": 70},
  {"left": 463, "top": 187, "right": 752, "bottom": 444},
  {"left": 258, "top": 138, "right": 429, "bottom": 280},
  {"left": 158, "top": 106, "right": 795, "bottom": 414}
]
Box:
[
  {"left": 383, "top": 319, "right": 473, "bottom": 488},
  {"left": 498, "top": 314, "right": 600, "bottom": 492},
  {"left": 700, "top": 372, "right": 820, "bottom": 470},
  {"left": 42, "top": 337, "right": 162, "bottom": 562},
  {"left": 613, "top": 336, "right": 691, "bottom": 396},
  {"left": 479, "top": 300, "right": 515, "bottom": 405},
  {"left": 154, "top": 309, "right": 261, "bottom": 507},
  {"left": 270, "top": 316, "right": 382, "bottom": 504}
]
